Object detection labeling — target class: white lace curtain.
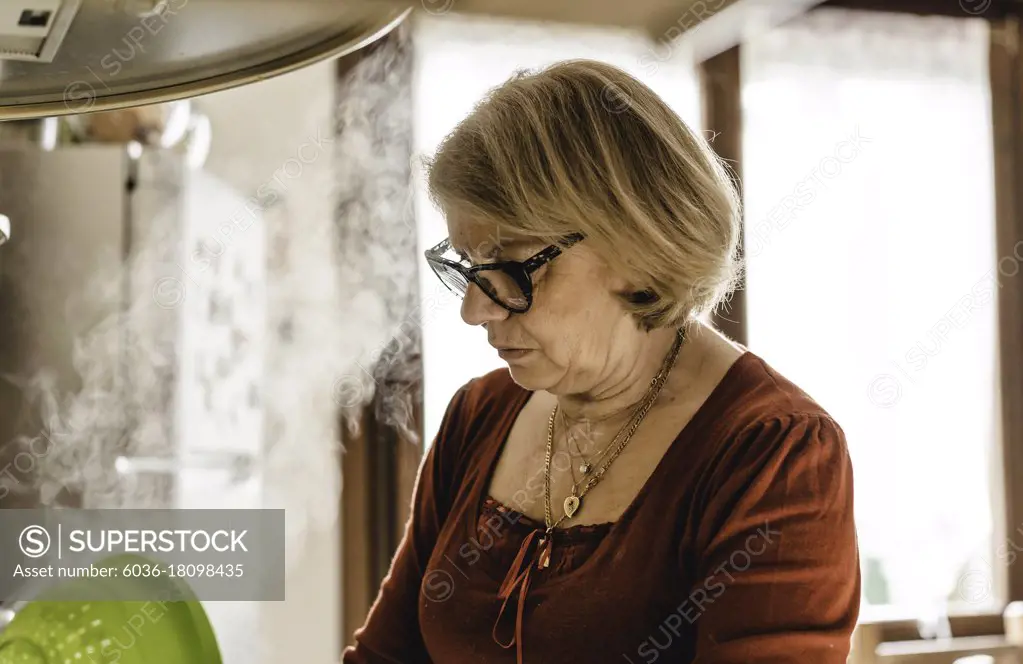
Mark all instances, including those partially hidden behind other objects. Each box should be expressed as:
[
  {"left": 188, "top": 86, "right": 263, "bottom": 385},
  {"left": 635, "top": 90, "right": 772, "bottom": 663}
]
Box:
[
  {"left": 746, "top": 8, "right": 987, "bottom": 83},
  {"left": 742, "top": 8, "right": 996, "bottom": 615}
]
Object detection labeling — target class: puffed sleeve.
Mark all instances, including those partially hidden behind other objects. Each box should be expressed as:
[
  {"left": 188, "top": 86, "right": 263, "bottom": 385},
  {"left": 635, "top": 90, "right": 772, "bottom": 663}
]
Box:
[
  {"left": 342, "top": 380, "right": 476, "bottom": 664},
  {"left": 690, "top": 413, "right": 860, "bottom": 663}
]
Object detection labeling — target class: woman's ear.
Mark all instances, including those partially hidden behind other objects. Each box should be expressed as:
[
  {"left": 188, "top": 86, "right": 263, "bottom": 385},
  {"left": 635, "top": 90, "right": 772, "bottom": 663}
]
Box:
[{"left": 623, "top": 289, "right": 659, "bottom": 305}]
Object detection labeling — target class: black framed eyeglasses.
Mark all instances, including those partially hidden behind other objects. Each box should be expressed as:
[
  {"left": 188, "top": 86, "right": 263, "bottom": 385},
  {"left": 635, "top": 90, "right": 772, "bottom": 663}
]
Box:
[{"left": 424, "top": 233, "right": 584, "bottom": 313}]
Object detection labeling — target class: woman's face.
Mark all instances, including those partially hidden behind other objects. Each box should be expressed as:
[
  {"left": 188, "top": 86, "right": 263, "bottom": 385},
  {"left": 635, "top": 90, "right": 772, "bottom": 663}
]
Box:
[{"left": 448, "top": 214, "right": 637, "bottom": 394}]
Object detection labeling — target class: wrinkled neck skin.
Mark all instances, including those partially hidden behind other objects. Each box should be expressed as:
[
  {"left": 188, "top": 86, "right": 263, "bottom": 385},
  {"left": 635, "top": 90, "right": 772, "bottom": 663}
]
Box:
[{"left": 552, "top": 321, "right": 695, "bottom": 431}]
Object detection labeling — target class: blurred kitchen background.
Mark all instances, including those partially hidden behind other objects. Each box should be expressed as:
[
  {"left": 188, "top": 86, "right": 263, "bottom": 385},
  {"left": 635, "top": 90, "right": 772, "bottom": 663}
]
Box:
[{"left": 1, "top": 0, "right": 1022, "bottom": 662}]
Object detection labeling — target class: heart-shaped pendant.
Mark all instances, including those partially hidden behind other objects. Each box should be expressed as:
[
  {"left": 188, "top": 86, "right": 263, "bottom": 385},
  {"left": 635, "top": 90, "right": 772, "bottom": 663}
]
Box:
[{"left": 564, "top": 495, "right": 580, "bottom": 519}]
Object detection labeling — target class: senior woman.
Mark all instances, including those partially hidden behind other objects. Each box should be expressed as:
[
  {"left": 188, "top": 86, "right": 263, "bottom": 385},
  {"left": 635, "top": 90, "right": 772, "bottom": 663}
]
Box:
[{"left": 343, "top": 59, "right": 859, "bottom": 664}]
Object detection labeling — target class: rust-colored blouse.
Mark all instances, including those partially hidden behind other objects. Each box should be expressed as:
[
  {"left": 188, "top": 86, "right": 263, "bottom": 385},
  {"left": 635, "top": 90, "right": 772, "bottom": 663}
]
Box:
[{"left": 343, "top": 352, "right": 860, "bottom": 663}]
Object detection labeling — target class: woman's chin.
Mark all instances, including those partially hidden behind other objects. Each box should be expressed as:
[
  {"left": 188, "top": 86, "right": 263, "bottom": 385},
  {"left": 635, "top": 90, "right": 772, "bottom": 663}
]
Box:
[{"left": 504, "top": 361, "right": 550, "bottom": 392}]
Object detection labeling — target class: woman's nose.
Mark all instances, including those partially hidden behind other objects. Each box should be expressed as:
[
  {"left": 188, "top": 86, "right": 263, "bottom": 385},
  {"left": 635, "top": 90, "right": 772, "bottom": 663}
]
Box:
[{"left": 461, "top": 282, "right": 510, "bottom": 326}]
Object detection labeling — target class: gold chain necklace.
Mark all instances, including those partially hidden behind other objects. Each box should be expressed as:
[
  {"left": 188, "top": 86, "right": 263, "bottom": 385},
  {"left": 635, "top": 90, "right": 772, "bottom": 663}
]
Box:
[
  {"left": 536, "top": 327, "right": 686, "bottom": 568},
  {"left": 560, "top": 402, "right": 638, "bottom": 477}
]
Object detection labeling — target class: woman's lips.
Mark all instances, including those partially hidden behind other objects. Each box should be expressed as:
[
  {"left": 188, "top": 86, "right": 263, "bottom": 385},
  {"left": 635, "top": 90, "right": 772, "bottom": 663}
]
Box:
[{"left": 497, "top": 348, "right": 533, "bottom": 361}]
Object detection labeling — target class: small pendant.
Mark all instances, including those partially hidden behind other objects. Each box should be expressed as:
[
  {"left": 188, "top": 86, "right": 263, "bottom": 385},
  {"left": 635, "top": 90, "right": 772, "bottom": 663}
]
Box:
[
  {"left": 564, "top": 495, "right": 580, "bottom": 519},
  {"left": 537, "top": 537, "right": 552, "bottom": 569},
  {"left": 580, "top": 462, "right": 591, "bottom": 475}
]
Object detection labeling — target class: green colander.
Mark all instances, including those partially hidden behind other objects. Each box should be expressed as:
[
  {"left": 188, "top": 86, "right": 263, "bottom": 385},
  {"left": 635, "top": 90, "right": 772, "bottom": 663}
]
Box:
[{"left": 0, "top": 554, "right": 221, "bottom": 664}]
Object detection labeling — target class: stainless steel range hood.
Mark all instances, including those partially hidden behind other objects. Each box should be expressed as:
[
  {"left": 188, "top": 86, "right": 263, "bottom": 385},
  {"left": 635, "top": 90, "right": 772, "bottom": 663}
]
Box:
[
  {"left": 0, "top": 0, "right": 825, "bottom": 120},
  {"left": 0, "top": 0, "right": 409, "bottom": 119}
]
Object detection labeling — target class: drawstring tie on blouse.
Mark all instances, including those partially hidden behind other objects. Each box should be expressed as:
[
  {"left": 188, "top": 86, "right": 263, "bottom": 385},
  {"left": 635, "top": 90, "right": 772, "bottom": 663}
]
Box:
[{"left": 492, "top": 528, "right": 552, "bottom": 664}]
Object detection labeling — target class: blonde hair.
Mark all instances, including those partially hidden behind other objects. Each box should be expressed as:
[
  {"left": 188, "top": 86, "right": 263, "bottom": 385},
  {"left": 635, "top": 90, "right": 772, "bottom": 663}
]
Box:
[{"left": 425, "top": 59, "right": 742, "bottom": 330}]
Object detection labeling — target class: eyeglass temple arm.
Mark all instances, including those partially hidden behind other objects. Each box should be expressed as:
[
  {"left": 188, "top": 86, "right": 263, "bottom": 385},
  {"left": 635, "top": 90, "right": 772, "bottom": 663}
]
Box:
[{"left": 521, "top": 233, "right": 585, "bottom": 271}]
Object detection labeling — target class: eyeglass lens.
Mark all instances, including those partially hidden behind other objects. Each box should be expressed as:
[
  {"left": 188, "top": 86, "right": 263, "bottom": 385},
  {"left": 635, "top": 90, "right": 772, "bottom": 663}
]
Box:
[{"left": 433, "top": 262, "right": 529, "bottom": 311}]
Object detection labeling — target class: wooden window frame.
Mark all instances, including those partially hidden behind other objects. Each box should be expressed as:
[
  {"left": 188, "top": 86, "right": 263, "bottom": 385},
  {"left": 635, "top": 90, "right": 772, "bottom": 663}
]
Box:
[
  {"left": 340, "top": 382, "right": 424, "bottom": 648},
  {"left": 699, "top": 45, "right": 747, "bottom": 346},
  {"left": 699, "top": 1, "right": 1023, "bottom": 661}
]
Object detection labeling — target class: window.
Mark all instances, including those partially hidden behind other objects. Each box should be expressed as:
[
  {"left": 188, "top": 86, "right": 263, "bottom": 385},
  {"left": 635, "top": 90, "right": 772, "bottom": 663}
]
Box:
[
  {"left": 412, "top": 13, "right": 702, "bottom": 441},
  {"left": 741, "top": 8, "right": 998, "bottom": 618}
]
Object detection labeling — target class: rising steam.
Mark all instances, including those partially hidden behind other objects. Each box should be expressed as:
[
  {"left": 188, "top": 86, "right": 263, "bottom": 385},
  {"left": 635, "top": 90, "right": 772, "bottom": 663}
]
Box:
[{"left": 0, "top": 23, "right": 420, "bottom": 545}]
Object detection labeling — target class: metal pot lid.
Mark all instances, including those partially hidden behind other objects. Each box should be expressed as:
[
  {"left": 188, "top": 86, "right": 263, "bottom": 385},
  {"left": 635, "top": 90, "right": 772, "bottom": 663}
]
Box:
[{"left": 0, "top": 0, "right": 408, "bottom": 120}]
